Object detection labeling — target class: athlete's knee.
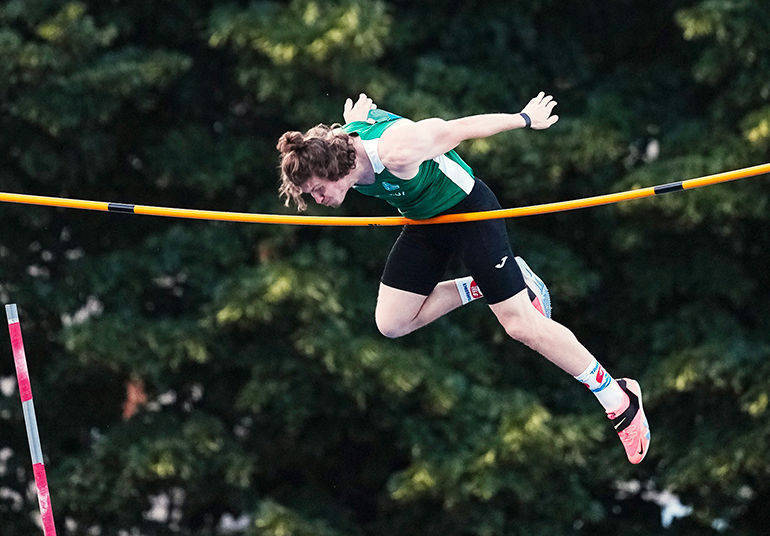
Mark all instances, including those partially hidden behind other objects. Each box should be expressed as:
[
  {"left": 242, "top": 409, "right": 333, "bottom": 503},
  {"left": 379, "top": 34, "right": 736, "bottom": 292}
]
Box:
[
  {"left": 496, "top": 298, "right": 548, "bottom": 346},
  {"left": 375, "top": 310, "right": 409, "bottom": 339},
  {"left": 376, "top": 321, "right": 410, "bottom": 339},
  {"left": 377, "top": 322, "right": 402, "bottom": 339},
  {"left": 501, "top": 313, "right": 533, "bottom": 341},
  {"left": 506, "top": 317, "right": 549, "bottom": 348}
]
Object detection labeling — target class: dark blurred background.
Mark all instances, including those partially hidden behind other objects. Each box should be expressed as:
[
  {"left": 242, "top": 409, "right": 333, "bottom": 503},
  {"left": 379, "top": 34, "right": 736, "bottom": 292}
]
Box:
[{"left": 1, "top": 0, "right": 769, "bottom": 534}]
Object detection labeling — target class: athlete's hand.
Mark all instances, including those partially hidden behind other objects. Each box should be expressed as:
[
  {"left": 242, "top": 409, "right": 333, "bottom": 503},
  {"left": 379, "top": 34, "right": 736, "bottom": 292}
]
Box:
[
  {"left": 520, "top": 91, "right": 559, "bottom": 130},
  {"left": 344, "top": 93, "right": 377, "bottom": 124}
]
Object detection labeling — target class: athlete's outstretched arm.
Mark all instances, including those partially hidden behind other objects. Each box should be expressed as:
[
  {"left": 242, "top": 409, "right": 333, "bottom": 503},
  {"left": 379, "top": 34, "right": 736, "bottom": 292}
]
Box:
[{"left": 380, "top": 92, "right": 558, "bottom": 173}]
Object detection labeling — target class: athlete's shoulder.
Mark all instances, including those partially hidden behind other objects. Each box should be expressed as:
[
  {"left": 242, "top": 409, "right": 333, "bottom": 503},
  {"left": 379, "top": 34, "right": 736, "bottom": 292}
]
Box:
[
  {"left": 368, "top": 109, "right": 404, "bottom": 123},
  {"left": 342, "top": 109, "right": 408, "bottom": 136}
]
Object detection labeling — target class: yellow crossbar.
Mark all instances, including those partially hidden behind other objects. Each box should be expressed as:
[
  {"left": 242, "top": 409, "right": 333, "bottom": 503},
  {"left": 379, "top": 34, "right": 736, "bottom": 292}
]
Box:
[{"left": 1, "top": 163, "right": 768, "bottom": 226}]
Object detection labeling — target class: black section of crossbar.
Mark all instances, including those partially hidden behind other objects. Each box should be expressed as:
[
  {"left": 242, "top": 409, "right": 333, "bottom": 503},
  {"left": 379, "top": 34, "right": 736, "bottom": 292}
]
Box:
[
  {"left": 653, "top": 181, "right": 684, "bottom": 195},
  {"left": 107, "top": 203, "right": 135, "bottom": 213}
]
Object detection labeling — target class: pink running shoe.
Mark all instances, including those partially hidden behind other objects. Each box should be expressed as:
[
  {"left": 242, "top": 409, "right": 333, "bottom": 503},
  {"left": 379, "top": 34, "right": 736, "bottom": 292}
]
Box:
[
  {"left": 515, "top": 256, "right": 552, "bottom": 318},
  {"left": 608, "top": 378, "right": 650, "bottom": 464}
]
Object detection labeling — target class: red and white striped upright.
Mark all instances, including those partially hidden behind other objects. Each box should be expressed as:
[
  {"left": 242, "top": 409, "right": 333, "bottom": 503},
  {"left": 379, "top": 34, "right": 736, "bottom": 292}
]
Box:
[{"left": 6, "top": 304, "right": 57, "bottom": 536}]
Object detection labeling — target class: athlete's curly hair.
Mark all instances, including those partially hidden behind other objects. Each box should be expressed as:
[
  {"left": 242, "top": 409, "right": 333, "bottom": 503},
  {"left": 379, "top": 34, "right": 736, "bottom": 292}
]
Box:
[{"left": 276, "top": 123, "right": 357, "bottom": 211}]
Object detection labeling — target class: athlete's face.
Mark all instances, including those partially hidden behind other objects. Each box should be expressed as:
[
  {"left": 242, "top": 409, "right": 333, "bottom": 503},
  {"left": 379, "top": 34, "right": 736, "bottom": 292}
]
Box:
[{"left": 301, "top": 176, "right": 352, "bottom": 208}]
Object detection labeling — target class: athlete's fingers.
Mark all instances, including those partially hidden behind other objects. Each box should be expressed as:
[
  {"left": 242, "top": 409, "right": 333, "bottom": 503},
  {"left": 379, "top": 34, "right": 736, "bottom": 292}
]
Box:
[
  {"left": 372, "top": 103, "right": 377, "bottom": 109},
  {"left": 541, "top": 94, "right": 553, "bottom": 106},
  {"left": 547, "top": 114, "right": 559, "bottom": 126},
  {"left": 546, "top": 100, "right": 557, "bottom": 113},
  {"left": 344, "top": 98, "right": 353, "bottom": 113},
  {"left": 536, "top": 91, "right": 545, "bottom": 102}
]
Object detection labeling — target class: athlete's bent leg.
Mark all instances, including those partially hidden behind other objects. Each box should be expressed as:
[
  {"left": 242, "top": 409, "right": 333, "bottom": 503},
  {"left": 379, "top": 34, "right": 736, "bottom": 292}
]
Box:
[
  {"left": 375, "top": 281, "right": 465, "bottom": 338},
  {"left": 489, "top": 288, "right": 594, "bottom": 376}
]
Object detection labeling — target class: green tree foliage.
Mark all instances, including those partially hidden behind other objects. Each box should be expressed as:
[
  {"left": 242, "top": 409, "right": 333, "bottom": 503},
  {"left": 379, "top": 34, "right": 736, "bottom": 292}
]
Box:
[{"left": 0, "top": 1, "right": 768, "bottom": 534}]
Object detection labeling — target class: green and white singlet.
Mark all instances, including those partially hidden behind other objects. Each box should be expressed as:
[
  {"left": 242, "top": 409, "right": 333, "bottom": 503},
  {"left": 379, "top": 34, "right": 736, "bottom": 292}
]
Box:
[{"left": 341, "top": 112, "right": 475, "bottom": 220}]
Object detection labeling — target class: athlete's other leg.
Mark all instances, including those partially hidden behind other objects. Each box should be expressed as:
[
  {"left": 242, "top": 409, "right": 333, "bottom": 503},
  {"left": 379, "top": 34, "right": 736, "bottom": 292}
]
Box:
[
  {"left": 489, "top": 286, "right": 651, "bottom": 464},
  {"left": 450, "top": 179, "right": 649, "bottom": 462}
]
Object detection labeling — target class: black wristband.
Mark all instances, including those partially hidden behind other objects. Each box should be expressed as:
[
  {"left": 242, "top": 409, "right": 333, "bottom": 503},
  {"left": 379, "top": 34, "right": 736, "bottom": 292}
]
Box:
[{"left": 520, "top": 112, "right": 532, "bottom": 128}]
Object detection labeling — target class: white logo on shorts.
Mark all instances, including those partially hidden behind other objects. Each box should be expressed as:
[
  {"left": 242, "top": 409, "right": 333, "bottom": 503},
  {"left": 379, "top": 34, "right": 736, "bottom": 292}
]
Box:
[{"left": 495, "top": 256, "right": 508, "bottom": 269}]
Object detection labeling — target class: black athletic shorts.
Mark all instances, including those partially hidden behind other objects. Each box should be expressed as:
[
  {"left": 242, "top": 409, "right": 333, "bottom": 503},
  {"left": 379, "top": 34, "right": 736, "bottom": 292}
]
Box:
[{"left": 381, "top": 178, "right": 526, "bottom": 305}]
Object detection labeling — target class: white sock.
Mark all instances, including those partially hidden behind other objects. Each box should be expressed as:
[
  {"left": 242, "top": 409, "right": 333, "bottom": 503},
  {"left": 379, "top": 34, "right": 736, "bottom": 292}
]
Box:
[
  {"left": 574, "top": 358, "right": 627, "bottom": 413},
  {"left": 454, "top": 276, "right": 483, "bottom": 305}
]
